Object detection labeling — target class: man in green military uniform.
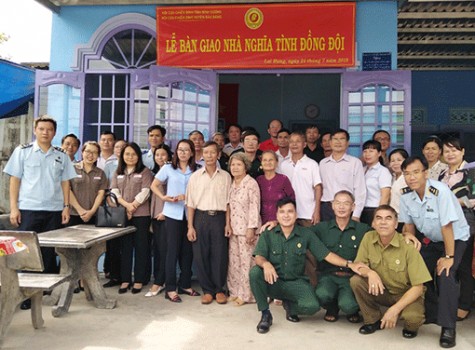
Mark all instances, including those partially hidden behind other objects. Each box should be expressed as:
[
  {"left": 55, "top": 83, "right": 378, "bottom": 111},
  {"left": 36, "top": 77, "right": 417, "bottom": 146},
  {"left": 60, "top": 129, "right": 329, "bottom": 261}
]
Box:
[
  {"left": 250, "top": 198, "right": 365, "bottom": 334},
  {"left": 350, "top": 205, "right": 432, "bottom": 339},
  {"left": 311, "top": 190, "right": 371, "bottom": 322}
]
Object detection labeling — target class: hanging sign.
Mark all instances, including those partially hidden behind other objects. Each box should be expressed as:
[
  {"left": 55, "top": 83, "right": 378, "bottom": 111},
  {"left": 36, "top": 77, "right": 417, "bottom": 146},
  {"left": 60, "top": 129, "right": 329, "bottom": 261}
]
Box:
[{"left": 157, "top": 3, "right": 355, "bottom": 69}]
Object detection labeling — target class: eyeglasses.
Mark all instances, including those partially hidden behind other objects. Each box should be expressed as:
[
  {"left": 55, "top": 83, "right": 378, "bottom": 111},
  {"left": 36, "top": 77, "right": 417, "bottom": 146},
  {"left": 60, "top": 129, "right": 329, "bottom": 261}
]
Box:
[
  {"left": 83, "top": 149, "right": 99, "bottom": 156},
  {"left": 403, "top": 169, "right": 425, "bottom": 177}
]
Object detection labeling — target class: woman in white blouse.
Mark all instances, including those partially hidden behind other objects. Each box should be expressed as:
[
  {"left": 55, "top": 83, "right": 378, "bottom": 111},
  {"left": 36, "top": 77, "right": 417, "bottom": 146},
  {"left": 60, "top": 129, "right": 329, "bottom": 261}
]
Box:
[{"left": 388, "top": 148, "right": 409, "bottom": 231}]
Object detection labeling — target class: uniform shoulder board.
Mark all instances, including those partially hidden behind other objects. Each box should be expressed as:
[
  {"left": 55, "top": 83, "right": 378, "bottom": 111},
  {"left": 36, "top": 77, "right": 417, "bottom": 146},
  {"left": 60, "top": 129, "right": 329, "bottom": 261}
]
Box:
[
  {"left": 400, "top": 187, "right": 413, "bottom": 195},
  {"left": 53, "top": 146, "right": 66, "bottom": 153},
  {"left": 20, "top": 143, "right": 33, "bottom": 149},
  {"left": 428, "top": 186, "right": 439, "bottom": 196}
]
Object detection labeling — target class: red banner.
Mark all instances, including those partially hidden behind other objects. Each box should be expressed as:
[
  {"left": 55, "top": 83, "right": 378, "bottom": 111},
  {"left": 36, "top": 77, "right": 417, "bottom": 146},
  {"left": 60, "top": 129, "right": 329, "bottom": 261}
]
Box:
[{"left": 157, "top": 3, "right": 356, "bottom": 69}]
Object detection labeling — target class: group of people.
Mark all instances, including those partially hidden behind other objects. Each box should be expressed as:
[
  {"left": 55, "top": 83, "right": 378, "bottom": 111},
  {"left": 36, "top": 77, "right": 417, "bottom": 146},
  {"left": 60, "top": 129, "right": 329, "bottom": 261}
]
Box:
[{"left": 4, "top": 116, "right": 474, "bottom": 348}]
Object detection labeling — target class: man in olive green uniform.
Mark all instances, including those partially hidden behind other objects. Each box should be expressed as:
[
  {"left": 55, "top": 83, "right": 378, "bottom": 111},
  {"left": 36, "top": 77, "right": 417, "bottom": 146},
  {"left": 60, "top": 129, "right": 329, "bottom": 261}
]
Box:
[
  {"left": 350, "top": 205, "right": 432, "bottom": 339},
  {"left": 250, "top": 198, "right": 364, "bottom": 334},
  {"left": 311, "top": 190, "right": 371, "bottom": 322}
]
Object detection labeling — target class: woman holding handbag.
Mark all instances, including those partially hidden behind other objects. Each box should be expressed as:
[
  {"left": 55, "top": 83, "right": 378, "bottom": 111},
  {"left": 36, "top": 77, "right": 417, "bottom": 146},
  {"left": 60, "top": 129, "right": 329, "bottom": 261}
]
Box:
[
  {"left": 111, "top": 142, "right": 153, "bottom": 295},
  {"left": 69, "top": 141, "right": 108, "bottom": 225},
  {"left": 150, "top": 139, "right": 199, "bottom": 303}
]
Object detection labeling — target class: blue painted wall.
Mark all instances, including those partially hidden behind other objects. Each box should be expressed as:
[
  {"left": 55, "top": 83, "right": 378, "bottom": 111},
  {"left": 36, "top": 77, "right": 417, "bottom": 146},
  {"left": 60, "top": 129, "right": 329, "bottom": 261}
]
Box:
[
  {"left": 411, "top": 70, "right": 475, "bottom": 160},
  {"left": 50, "top": 5, "right": 156, "bottom": 71},
  {"left": 412, "top": 71, "right": 475, "bottom": 124},
  {"left": 356, "top": 1, "right": 398, "bottom": 70}
]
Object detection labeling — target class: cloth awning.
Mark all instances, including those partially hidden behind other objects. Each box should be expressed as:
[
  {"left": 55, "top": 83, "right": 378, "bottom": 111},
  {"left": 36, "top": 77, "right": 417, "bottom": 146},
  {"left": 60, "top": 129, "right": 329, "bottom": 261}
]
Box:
[{"left": 0, "top": 59, "right": 35, "bottom": 119}]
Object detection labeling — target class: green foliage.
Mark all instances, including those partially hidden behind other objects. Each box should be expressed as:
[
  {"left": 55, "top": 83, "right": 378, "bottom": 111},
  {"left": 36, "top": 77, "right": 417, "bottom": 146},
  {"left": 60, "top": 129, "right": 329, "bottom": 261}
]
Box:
[
  {"left": 0, "top": 32, "right": 9, "bottom": 45},
  {"left": 0, "top": 32, "right": 10, "bottom": 60}
]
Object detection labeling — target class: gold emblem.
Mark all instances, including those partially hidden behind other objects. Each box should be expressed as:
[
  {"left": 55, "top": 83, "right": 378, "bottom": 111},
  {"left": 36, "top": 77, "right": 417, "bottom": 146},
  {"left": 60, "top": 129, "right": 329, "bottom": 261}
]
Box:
[
  {"left": 245, "top": 8, "right": 264, "bottom": 30},
  {"left": 297, "top": 243, "right": 302, "bottom": 248},
  {"left": 351, "top": 235, "right": 356, "bottom": 241},
  {"left": 395, "top": 259, "right": 400, "bottom": 265}
]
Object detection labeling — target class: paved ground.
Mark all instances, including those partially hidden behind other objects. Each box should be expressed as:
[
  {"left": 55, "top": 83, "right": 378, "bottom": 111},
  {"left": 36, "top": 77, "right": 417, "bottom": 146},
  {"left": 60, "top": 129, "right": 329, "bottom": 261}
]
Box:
[{"left": 3, "top": 277, "right": 475, "bottom": 350}]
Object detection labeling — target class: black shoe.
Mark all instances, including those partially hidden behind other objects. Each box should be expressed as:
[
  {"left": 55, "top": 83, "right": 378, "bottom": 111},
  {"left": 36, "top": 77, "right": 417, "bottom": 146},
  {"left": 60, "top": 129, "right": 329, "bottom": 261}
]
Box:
[
  {"left": 257, "top": 313, "right": 273, "bottom": 334},
  {"left": 20, "top": 299, "right": 31, "bottom": 310},
  {"left": 282, "top": 300, "right": 300, "bottom": 322},
  {"left": 359, "top": 320, "right": 382, "bottom": 335},
  {"left": 103, "top": 279, "right": 120, "bottom": 288},
  {"left": 118, "top": 284, "right": 130, "bottom": 294},
  {"left": 440, "top": 327, "right": 456, "bottom": 348},
  {"left": 131, "top": 287, "right": 142, "bottom": 294},
  {"left": 402, "top": 329, "right": 418, "bottom": 339},
  {"left": 73, "top": 287, "right": 81, "bottom": 294}
]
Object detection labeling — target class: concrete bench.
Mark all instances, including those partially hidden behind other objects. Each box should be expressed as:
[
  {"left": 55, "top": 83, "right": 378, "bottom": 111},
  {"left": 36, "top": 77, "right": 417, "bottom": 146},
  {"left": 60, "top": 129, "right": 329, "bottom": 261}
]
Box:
[{"left": 0, "top": 231, "right": 70, "bottom": 342}]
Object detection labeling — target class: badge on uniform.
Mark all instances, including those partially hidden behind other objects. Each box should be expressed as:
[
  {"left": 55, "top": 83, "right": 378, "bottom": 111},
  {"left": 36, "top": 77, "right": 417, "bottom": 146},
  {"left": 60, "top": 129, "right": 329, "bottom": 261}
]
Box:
[
  {"left": 426, "top": 206, "right": 434, "bottom": 212},
  {"left": 297, "top": 243, "right": 302, "bottom": 248},
  {"left": 428, "top": 186, "right": 439, "bottom": 196}
]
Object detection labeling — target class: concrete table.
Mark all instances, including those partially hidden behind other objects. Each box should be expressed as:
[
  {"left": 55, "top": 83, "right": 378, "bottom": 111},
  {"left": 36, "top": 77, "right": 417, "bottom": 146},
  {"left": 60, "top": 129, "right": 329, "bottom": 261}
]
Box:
[{"left": 38, "top": 225, "right": 136, "bottom": 317}]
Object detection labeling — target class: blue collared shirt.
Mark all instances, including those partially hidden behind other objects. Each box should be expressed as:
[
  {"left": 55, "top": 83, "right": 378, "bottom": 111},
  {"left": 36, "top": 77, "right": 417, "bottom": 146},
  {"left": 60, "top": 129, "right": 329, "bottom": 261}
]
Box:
[
  {"left": 155, "top": 163, "right": 193, "bottom": 220},
  {"left": 142, "top": 149, "right": 155, "bottom": 170},
  {"left": 103, "top": 158, "right": 119, "bottom": 182},
  {"left": 399, "top": 179, "right": 470, "bottom": 242},
  {"left": 4, "top": 141, "right": 77, "bottom": 211}
]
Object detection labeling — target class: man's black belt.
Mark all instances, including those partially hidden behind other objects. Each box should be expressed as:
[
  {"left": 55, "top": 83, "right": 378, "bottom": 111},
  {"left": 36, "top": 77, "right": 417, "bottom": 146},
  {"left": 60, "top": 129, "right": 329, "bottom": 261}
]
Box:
[{"left": 196, "top": 209, "right": 225, "bottom": 216}]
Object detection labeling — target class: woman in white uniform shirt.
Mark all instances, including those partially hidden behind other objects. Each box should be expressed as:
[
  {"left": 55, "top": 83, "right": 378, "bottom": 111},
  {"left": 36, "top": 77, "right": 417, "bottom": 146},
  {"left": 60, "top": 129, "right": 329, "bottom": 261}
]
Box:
[
  {"left": 360, "top": 140, "right": 392, "bottom": 225},
  {"left": 388, "top": 148, "right": 409, "bottom": 231}
]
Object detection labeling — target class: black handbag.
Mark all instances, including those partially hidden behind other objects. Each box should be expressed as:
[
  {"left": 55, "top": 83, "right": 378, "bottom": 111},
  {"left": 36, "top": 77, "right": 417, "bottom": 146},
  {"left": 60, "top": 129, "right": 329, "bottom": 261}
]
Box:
[{"left": 95, "top": 190, "right": 127, "bottom": 227}]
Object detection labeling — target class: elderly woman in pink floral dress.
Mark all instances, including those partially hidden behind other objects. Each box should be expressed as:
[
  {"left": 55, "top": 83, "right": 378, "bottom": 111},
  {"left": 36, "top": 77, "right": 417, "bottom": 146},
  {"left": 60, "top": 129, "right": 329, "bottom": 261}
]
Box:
[{"left": 226, "top": 152, "right": 261, "bottom": 306}]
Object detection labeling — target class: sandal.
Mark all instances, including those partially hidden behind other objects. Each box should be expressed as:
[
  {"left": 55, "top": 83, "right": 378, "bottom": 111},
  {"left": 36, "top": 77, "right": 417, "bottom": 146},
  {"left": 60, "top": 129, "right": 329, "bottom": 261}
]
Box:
[
  {"left": 456, "top": 309, "right": 471, "bottom": 321},
  {"left": 165, "top": 292, "right": 182, "bottom": 303},
  {"left": 178, "top": 288, "right": 201, "bottom": 296},
  {"left": 234, "top": 298, "right": 246, "bottom": 306},
  {"left": 346, "top": 312, "right": 362, "bottom": 323},
  {"left": 324, "top": 309, "right": 339, "bottom": 322}
]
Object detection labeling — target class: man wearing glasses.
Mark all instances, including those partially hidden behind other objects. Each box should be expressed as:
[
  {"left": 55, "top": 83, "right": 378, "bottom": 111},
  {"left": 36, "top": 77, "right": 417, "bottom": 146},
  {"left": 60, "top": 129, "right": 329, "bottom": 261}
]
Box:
[
  {"left": 372, "top": 130, "right": 391, "bottom": 167},
  {"left": 399, "top": 156, "right": 469, "bottom": 348}
]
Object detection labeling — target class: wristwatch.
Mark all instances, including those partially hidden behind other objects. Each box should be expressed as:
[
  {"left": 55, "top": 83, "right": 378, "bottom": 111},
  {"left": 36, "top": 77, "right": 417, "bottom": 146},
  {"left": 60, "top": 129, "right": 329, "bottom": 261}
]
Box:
[
  {"left": 63, "top": 204, "right": 70, "bottom": 208},
  {"left": 346, "top": 260, "right": 352, "bottom": 268},
  {"left": 444, "top": 255, "right": 454, "bottom": 259}
]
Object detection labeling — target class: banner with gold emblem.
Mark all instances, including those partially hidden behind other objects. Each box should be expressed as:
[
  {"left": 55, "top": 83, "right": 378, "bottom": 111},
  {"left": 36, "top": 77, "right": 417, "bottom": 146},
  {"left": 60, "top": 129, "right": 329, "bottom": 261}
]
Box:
[{"left": 156, "top": 3, "right": 356, "bottom": 69}]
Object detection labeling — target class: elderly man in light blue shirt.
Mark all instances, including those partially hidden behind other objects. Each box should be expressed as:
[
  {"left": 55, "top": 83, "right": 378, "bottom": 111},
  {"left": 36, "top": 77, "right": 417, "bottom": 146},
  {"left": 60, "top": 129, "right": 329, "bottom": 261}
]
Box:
[{"left": 400, "top": 156, "right": 469, "bottom": 349}]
